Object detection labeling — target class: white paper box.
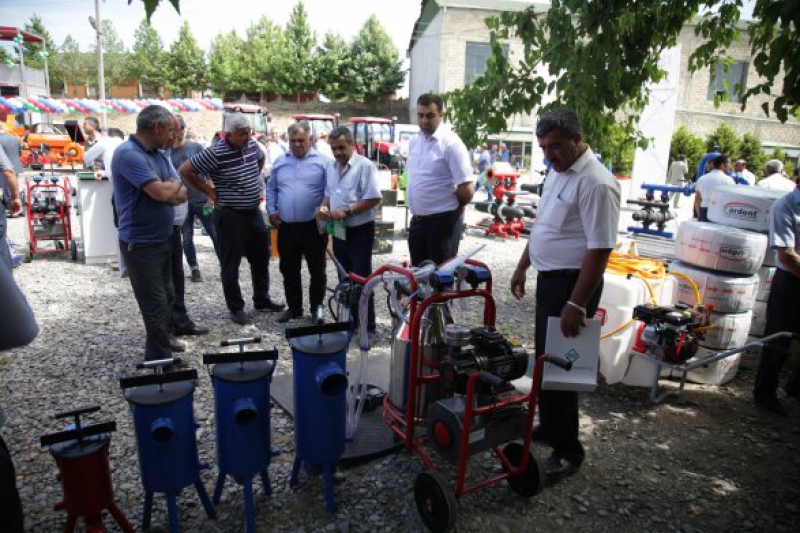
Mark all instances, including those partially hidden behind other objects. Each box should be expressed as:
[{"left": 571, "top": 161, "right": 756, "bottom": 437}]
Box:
[{"left": 542, "top": 318, "right": 601, "bottom": 392}]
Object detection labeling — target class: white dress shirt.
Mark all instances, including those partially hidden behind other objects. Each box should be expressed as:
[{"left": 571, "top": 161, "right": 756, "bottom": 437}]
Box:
[
  {"left": 695, "top": 169, "right": 735, "bottom": 207},
  {"left": 406, "top": 122, "right": 473, "bottom": 216},
  {"left": 757, "top": 173, "right": 795, "bottom": 192},
  {"left": 528, "top": 147, "right": 621, "bottom": 271}
]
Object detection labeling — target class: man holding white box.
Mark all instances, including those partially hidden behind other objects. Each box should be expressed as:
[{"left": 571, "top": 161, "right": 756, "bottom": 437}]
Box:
[{"left": 510, "top": 109, "right": 620, "bottom": 481}]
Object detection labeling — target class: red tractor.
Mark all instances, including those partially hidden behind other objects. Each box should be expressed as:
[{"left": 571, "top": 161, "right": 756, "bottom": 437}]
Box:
[
  {"left": 346, "top": 117, "right": 401, "bottom": 170},
  {"left": 291, "top": 113, "right": 339, "bottom": 140},
  {"left": 213, "top": 102, "right": 271, "bottom": 144}
]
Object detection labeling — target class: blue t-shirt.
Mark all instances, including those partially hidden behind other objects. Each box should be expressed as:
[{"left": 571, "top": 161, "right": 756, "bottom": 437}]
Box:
[
  {"left": 170, "top": 141, "right": 206, "bottom": 206},
  {"left": 112, "top": 135, "right": 176, "bottom": 244}
]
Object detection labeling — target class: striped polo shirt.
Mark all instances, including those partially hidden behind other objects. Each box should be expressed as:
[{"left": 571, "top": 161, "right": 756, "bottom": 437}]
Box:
[{"left": 190, "top": 138, "right": 264, "bottom": 209}]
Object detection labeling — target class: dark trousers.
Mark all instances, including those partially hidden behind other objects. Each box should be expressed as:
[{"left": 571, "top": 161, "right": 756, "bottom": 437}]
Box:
[
  {"left": 182, "top": 203, "right": 220, "bottom": 269},
  {"left": 332, "top": 221, "right": 375, "bottom": 329},
  {"left": 535, "top": 271, "right": 603, "bottom": 464},
  {"left": 170, "top": 226, "right": 194, "bottom": 333},
  {"left": 0, "top": 205, "right": 11, "bottom": 270},
  {"left": 120, "top": 239, "right": 174, "bottom": 361},
  {"left": 755, "top": 268, "right": 800, "bottom": 399},
  {"left": 698, "top": 207, "right": 709, "bottom": 222},
  {"left": 213, "top": 207, "right": 273, "bottom": 313},
  {"left": 408, "top": 208, "right": 463, "bottom": 266},
  {"left": 278, "top": 220, "right": 327, "bottom": 314},
  {"left": 0, "top": 433, "right": 23, "bottom": 532}
]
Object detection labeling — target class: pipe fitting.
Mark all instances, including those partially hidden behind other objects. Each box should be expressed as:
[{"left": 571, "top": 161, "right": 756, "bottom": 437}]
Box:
[
  {"left": 315, "top": 362, "right": 348, "bottom": 396},
  {"left": 151, "top": 417, "right": 174, "bottom": 443},
  {"left": 233, "top": 397, "right": 258, "bottom": 425}
]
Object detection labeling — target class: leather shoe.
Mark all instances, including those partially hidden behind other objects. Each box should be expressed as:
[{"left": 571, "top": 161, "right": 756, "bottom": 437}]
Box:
[
  {"left": 531, "top": 423, "right": 548, "bottom": 443},
  {"left": 230, "top": 310, "right": 251, "bottom": 325},
  {"left": 276, "top": 309, "right": 303, "bottom": 324},
  {"left": 754, "top": 396, "right": 789, "bottom": 416},
  {"left": 169, "top": 337, "right": 186, "bottom": 353},
  {"left": 255, "top": 299, "right": 286, "bottom": 312},
  {"left": 174, "top": 325, "right": 210, "bottom": 336},
  {"left": 190, "top": 268, "right": 203, "bottom": 283},
  {"left": 544, "top": 455, "right": 581, "bottom": 480}
]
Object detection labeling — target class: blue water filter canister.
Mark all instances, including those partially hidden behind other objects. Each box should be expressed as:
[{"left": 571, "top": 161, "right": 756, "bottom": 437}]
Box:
[{"left": 287, "top": 324, "right": 349, "bottom": 513}]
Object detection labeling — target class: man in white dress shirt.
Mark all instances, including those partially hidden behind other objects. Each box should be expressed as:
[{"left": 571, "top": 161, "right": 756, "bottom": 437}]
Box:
[
  {"left": 757, "top": 159, "right": 795, "bottom": 192},
  {"left": 405, "top": 93, "right": 474, "bottom": 265},
  {"left": 510, "top": 108, "right": 620, "bottom": 482},
  {"left": 694, "top": 155, "right": 735, "bottom": 221}
]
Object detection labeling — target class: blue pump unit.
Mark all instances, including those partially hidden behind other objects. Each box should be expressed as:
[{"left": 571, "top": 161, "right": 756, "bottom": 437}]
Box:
[
  {"left": 203, "top": 337, "right": 279, "bottom": 533},
  {"left": 627, "top": 182, "right": 696, "bottom": 239},
  {"left": 286, "top": 321, "right": 350, "bottom": 514},
  {"left": 120, "top": 358, "right": 216, "bottom": 533}
]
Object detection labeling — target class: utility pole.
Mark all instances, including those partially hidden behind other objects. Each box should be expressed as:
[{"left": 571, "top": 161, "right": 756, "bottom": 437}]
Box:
[{"left": 91, "top": 0, "right": 107, "bottom": 128}]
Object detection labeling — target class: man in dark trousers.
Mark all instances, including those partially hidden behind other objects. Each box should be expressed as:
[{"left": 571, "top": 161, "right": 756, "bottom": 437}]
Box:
[
  {"left": 510, "top": 109, "right": 620, "bottom": 481},
  {"left": 318, "top": 126, "right": 382, "bottom": 331},
  {"left": 266, "top": 122, "right": 332, "bottom": 323},
  {"left": 113, "top": 105, "right": 187, "bottom": 361},
  {"left": 180, "top": 114, "right": 285, "bottom": 325},
  {"left": 405, "top": 93, "right": 474, "bottom": 266},
  {"left": 753, "top": 175, "right": 800, "bottom": 416}
]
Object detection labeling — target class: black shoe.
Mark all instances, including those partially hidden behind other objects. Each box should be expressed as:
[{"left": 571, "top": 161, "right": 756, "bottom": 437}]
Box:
[
  {"left": 544, "top": 455, "right": 581, "bottom": 479},
  {"left": 277, "top": 309, "right": 303, "bottom": 324},
  {"left": 531, "top": 423, "right": 548, "bottom": 443},
  {"left": 754, "top": 396, "right": 789, "bottom": 416},
  {"left": 169, "top": 337, "right": 186, "bottom": 353},
  {"left": 255, "top": 299, "right": 286, "bottom": 312},
  {"left": 785, "top": 374, "right": 800, "bottom": 398},
  {"left": 190, "top": 268, "right": 202, "bottom": 283},
  {"left": 174, "top": 324, "right": 210, "bottom": 336},
  {"left": 230, "top": 310, "right": 251, "bottom": 325}
]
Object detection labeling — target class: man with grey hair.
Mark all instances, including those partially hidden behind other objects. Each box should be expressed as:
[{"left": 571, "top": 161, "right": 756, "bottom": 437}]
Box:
[
  {"left": 267, "top": 121, "right": 332, "bottom": 323},
  {"left": 758, "top": 159, "right": 794, "bottom": 192},
  {"left": 180, "top": 113, "right": 285, "bottom": 325},
  {"left": 112, "top": 104, "right": 188, "bottom": 361},
  {"left": 510, "top": 108, "right": 620, "bottom": 482}
]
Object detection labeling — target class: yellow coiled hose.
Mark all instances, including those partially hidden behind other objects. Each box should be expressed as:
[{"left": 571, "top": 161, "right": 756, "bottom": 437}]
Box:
[{"left": 599, "top": 252, "right": 702, "bottom": 339}]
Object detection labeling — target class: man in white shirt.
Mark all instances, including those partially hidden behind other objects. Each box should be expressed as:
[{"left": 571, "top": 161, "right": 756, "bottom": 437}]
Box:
[
  {"left": 757, "top": 159, "right": 795, "bottom": 192},
  {"left": 405, "top": 93, "right": 474, "bottom": 265},
  {"left": 315, "top": 132, "right": 334, "bottom": 160},
  {"left": 733, "top": 158, "right": 756, "bottom": 185},
  {"left": 694, "top": 154, "right": 735, "bottom": 221},
  {"left": 510, "top": 108, "right": 620, "bottom": 482},
  {"left": 82, "top": 117, "right": 105, "bottom": 170},
  {"left": 667, "top": 155, "right": 689, "bottom": 207}
]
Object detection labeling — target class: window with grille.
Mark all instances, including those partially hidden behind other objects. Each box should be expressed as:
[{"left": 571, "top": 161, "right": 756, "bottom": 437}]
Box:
[{"left": 707, "top": 61, "right": 748, "bottom": 102}]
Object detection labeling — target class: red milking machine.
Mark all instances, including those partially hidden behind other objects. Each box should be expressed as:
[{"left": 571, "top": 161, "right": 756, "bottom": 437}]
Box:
[{"left": 23, "top": 173, "right": 74, "bottom": 262}]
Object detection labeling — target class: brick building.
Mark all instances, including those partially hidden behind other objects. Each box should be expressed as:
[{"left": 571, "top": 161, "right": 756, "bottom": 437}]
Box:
[{"left": 407, "top": 0, "right": 799, "bottom": 162}]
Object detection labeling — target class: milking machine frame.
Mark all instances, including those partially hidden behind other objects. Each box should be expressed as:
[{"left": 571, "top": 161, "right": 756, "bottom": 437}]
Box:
[{"left": 350, "top": 259, "right": 572, "bottom": 531}]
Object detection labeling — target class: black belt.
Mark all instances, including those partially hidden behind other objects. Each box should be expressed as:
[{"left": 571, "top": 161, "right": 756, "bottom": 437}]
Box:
[
  {"left": 412, "top": 207, "right": 461, "bottom": 220},
  {"left": 538, "top": 269, "right": 580, "bottom": 279}
]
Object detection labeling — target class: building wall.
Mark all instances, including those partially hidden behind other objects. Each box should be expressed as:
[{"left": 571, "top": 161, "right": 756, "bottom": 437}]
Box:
[
  {"left": 675, "top": 23, "right": 799, "bottom": 152},
  {"left": 409, "top": 9, "right": 444, "bottom": 118}
]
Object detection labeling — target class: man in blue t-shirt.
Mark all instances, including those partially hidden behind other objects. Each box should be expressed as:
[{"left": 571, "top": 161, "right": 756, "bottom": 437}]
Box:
[{"left": 112, "top": 105, "right": 187, "bottom": 361}]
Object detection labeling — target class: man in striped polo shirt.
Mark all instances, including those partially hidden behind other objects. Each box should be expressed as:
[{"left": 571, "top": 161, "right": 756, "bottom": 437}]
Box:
[{"left": 179, "top": 114, "right": 285, "bottom": 325}]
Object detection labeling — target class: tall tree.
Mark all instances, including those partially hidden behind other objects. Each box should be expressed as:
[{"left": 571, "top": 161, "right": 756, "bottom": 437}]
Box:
[
  {"left": 167, "top": 21, "right": 206, "bottom": 96},
  {"left": 445, "top": 1, "right": 799, "bottom": 149},
  {"left": 129, "top": 20, "right": 167, "bottom": 94},
  {"left": 56, "top": 35, "right": 92, "bottom": 95},
  {"left": 89, "top": 19, "right": 132, "bottom": 95},
  {"left": 738, "top": 133, "right": 767, "bottom": 175},
  {"left": 705, "top": 123, "right": 741, "bottom": 158},
  {"left": 670, "top": 126, "right": 706, "bottom": 174},
  {"left": 208, "top": 31, "right": 246, "bottom": 95},
  {"left": 350, "top": 15, "right": 404, "bottom": 101},
  {"left": 316, "top": 32, "right": 356, "bottom": 101},
  {"left": 283, "top": 1, "right": 318, "bottom": 94},
  {"left": 241, "top": 17, "right": 292, "bottom": 95}
]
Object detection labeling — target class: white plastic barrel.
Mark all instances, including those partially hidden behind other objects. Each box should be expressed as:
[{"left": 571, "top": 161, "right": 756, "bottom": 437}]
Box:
[
  {"left": 669, "top": 261, "right": 758, "bottom": 313},
  {"left": 675, "top": 221, "right": 767, "bottom": 275},
  {"left": 756, "top": 266, "right": 775, "bottom": 302},
  {"left": 707, "top": 185, "right": 785, "bottom": 233},
  {"left": 701, "top": 310, "right": 752, "bottom": 350}
]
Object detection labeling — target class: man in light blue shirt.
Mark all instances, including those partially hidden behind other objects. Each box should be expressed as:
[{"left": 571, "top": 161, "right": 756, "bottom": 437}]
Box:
[
  {"left": 267, "top": 122, "right": 332, "bottom": 323},
  {"left": 318, "top": 127, "right": 382, "bottom": 331},
  {"left": 753, "top": 178, "right": 800, "bottom": 416}
]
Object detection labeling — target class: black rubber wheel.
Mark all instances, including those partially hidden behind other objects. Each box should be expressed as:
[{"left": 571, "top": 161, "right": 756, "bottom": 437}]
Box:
[
  {"left": 414, "top": 470, "right": 457, "bottom": 533},
  {"left": 70, "top": 239, "right": 79, "bottom": 262},
  {"left": 503, "top": 442, "right": 546, "bottom": 497}
]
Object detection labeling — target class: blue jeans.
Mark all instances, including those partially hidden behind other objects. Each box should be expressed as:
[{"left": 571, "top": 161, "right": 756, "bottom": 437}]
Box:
[{"left": 181, "top": 203, "right": 219, "bottom": 269}]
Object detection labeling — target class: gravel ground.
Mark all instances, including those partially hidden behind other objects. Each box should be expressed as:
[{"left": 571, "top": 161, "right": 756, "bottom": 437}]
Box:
[{"left": 2, "top": 207, "right": 799, "bottom": 533}]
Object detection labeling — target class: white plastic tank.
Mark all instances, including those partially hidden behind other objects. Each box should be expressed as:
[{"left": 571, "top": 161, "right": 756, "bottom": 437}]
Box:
[
  {"left": 701, "top": 310, "right": 752, "bottom": 350},
  {"left": 675, "top": 221, "right": 767, "bottom": 275},
  {"left": 707, "top": 185, "right": 785, "bottom": 233},
  {"left": 669, "top": 261, "right": 758, "bottom": 313},
  {"left": 597, "top": 272, "right": 676, "bottom": 386}
]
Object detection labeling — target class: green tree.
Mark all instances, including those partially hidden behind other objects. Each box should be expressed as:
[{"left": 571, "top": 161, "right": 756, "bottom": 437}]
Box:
[
  {"left": 350, "top": 15, "right": 404, "bottom": 101},
  {"left": 208, "top": 31, "right": 243, "bottom": 95},
  {"left": 316, "top": 32, "right": 356, "bottom": 101},
  {"left": 283, "top": 1, "right": 318, "bottom": 95},
  {"left": 89, "top": 19, "right": 132, "bottom": 95},
  {"left": 22, "top": 14, "right": 63, "bottom": 94},
  {"left": 770, "top": 147, "right": 786, "bottom": 163},
  {"left": 738, "top": 133, "right": 767, "bottom": 175},
  {"left": 670, "top": 126, "right": 707, "bottom": 173},
  {"left": 167, "top": 21, "right": 206, "bottom": 96},
  {"left": 129, "top": 20, "right": 167, "bottom": 94},
  {"left": 445, "top": 1, "right": 798, "bottom": 150},
  {"left": 593, "top": 123, "right": 637, "bottom": 176},
  {"left": 705, "top": 123, "right": 741, "bottom": 158},
  {"left": 240, "top": 17, "right": 292, "bottom": 95}
]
